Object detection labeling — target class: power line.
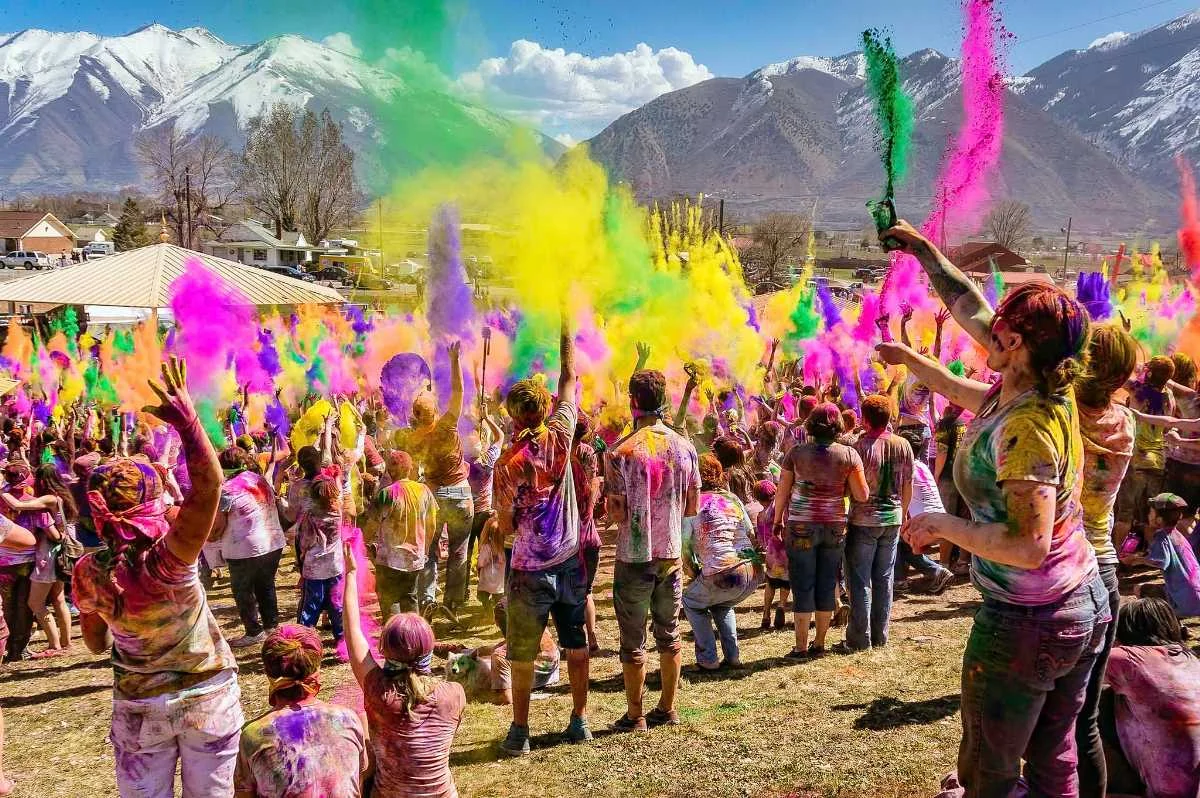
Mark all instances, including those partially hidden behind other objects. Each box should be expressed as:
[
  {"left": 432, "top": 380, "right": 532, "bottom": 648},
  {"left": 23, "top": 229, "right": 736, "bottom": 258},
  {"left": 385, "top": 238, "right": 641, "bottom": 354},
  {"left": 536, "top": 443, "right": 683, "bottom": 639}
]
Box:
[{"left": 1016, "top": 0, "right": 1193, "bottom": 46}]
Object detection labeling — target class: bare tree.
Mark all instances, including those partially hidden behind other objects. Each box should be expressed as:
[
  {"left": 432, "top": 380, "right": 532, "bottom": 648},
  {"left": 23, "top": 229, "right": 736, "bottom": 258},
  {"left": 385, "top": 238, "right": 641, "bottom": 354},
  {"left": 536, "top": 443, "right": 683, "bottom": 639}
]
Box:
[
  {"left": 744, "top": 212, "right": 811, "bottom": 290},
  {"left": 238, "top": 104, "right": 359, "bottom": 245},
  {"left": 297, "top": 109, "right": 359, "bottom": 245},
  {"left": 985, "top": 200, "right": 1032, "bottom": 252},
  {"left": 136, "top": 123, "right": 236, "bottom": 249}
]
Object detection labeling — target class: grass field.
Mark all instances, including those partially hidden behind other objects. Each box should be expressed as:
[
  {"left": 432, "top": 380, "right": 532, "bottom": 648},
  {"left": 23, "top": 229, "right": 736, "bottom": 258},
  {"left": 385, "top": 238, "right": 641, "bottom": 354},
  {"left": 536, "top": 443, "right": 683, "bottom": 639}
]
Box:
[{"left": 2, "top": 539, "right": 1181, "bottom": 798}]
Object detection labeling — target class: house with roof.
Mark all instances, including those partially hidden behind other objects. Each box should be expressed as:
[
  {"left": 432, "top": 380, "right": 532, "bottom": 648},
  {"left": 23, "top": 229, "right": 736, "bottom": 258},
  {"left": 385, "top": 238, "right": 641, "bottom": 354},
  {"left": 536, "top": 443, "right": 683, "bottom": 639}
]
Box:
[
  {"left": 202, "top": 219, "right": 313, "bottom": 268},
  {"left": 0, "top": 211, "right": 76, "bottom": 257},
  {"left": 947, "top": 242, "right": 1031, "bottom": 275}
]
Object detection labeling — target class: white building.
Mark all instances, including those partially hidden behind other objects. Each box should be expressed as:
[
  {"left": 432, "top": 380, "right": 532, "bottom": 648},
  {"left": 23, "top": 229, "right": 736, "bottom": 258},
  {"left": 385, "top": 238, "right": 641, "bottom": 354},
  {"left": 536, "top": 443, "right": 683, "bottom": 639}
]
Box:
[{"left": 203, "top": 219, "right": 313, "bottom": 268}]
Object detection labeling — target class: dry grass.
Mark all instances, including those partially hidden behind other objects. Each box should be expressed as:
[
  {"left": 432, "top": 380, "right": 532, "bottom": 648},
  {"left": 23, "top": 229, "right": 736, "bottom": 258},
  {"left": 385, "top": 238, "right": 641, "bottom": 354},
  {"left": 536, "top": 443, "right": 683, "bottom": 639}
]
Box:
[{"left": 3, "top": 542, "right": 996, "bottom": 798}]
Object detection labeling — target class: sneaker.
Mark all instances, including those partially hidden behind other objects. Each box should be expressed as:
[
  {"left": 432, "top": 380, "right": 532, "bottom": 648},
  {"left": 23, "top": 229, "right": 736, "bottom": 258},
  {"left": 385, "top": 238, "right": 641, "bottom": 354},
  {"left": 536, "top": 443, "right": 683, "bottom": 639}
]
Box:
[
  {"left": 929, "top": 568, "right": 954, "bottom": 595},
  {"left": 611, "top": 713, "right": 649, "bottom": 733},
  {"left": 807, "top": 642, "right": 827, "bottom": 658},
  {"left": 760, "top": 617, "right": 771, "bottom": 631},
  {"left": 563, "top": 714, "right": 593, "bottom": 743},
  {"left": 499, "top": 723, "right": 531, "bottom": 757},
  {"left": 782, "top": 647, "right": 810, "bottom": 661},
  {"left": 68, "top": 603, "right": 80, "bottom": 619},
  {"left": 721, "top": 658, "right": 747, "bottom": 671},
  {"left": 229, "top": 632, "right": 267, "bottom": 649},
  {"left": 646, "top": 707, "right": 680, "bottom": 727}
]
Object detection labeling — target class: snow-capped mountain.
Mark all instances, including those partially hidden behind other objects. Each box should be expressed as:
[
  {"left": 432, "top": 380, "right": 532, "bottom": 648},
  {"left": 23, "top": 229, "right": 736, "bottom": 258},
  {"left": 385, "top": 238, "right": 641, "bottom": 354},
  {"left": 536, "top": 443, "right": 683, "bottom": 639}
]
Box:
[
  {"left": 1016, "top": 10, "right": 1200, "bottom": 178},
  {"left": 0, "top": 24, "right": 540, "bottom": 194},
  {"left": 588, "top": 41, "right": 1173, "bottom": 232}
]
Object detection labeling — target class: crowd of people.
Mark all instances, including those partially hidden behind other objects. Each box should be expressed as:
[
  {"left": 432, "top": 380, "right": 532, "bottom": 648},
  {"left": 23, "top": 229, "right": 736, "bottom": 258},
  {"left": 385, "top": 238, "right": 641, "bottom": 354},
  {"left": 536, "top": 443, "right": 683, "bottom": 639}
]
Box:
[{"left": 0, "top": 218, "right": 1198, "bottom": 798}]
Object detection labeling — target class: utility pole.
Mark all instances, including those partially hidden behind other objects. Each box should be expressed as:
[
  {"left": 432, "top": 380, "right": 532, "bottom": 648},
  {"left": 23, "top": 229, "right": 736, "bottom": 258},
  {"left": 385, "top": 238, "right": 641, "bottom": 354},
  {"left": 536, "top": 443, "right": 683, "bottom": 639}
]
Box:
[
  {"left": 378, "top": 198, "right": 384, "bottom": 273},
  {"left": 184, "top": 166, "right": 193, "bottom": 250},
  {"left": 1061, "top": 216, "right": 1072, "bottom": 277},
  {"left": 718, "top": 198, "right": 725, "bottom": 237}
]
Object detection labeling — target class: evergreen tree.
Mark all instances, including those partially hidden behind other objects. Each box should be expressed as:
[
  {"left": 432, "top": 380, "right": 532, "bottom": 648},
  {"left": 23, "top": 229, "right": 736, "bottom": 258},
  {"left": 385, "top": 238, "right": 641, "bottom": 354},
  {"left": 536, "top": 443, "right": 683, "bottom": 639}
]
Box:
[{"left": 112, "top": 197, "right": 150, "bottom": 251}]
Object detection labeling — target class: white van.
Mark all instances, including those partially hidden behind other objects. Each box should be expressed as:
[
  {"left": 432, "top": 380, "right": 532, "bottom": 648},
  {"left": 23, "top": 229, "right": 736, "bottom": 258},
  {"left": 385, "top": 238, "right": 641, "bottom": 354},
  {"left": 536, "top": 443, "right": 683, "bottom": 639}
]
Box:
[{"left": 84, "top": 242, "right": 115, "bottom": 258}]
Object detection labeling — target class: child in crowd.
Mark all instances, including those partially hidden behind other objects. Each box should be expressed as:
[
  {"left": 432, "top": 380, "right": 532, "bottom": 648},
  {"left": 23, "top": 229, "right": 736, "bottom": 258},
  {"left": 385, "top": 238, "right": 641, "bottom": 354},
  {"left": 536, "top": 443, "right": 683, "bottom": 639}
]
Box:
[
  {"left": 296, "top": 467, "right": 345, "bottom": 642},
  {"left": 370, "top": 450, "right": 438, "bottom": 619},
  {"left": 752, "top": 479, "right": 790, "bottom": 630},
  {"left": 1130, "top": 493, "right": 1200, "bottom": 618}
]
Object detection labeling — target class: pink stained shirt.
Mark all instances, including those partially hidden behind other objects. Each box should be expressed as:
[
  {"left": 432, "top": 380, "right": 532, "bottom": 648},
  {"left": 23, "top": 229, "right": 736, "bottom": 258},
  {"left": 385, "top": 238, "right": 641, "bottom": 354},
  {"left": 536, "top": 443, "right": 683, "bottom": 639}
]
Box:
[{"left": 363, "top": 674, "right": 465, "bottom": 798}]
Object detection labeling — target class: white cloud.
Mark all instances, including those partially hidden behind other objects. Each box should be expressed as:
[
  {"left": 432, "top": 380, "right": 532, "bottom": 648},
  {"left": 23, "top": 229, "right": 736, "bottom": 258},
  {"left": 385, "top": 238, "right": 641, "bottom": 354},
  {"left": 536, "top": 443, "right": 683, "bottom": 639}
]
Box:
[
  {"left": 458, "top": 40, "right": 713, "bottom": 141},
  {"left": 321, "top": 32, "right": 361, "bottom": 58},
  {"left": 553, "top": 133, "right": 578, "bottom": 148}
]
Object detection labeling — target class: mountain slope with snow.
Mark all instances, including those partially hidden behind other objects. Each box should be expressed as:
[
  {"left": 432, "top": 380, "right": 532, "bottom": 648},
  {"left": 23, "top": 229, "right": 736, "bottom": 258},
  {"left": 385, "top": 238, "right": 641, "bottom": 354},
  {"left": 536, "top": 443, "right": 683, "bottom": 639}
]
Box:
[{"left": 0, "top": 24, "right": 547, "bottom": 194}]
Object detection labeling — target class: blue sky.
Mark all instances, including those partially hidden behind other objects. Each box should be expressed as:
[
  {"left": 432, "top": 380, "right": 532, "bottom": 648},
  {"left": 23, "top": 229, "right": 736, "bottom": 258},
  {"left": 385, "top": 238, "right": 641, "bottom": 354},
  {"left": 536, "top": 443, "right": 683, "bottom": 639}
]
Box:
[
  {"left": 4, "top": 0, "right": 1198, "bottom": 140},
  {"left": 5, "top": 0, "right": 1196, "bottom": 73}
]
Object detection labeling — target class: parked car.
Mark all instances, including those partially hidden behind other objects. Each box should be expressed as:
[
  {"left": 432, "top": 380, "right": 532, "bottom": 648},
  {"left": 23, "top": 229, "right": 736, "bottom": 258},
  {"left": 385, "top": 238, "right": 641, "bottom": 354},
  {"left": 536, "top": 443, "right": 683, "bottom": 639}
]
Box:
[
  {"left": 311, "top": 266, "right": 352, "bottom": 284},
  {"left": 355, "top": 274, "right": 396, "bottom": 291},
  {"left": 257, "top": 264, "right": 316, "bottom": 282},
  {"left": 2, "top": 251, "right": 52, "bottom": 269},
  {"left": 84, "top": 242, "right": 115, "bottom": 258}
]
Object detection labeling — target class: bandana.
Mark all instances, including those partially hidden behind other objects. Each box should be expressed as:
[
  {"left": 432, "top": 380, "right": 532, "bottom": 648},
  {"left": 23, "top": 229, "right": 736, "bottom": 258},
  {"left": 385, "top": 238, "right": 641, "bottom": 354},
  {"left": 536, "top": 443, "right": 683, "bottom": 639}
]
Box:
[
  {"left": 514, "top": 424, "right": 548, "bottom": 443},
  {"left": 267, "top": 674, "right": 322, "bottom": 707},
  {"left": 383, "top": 652, "right": 434, "bottom": 676}
]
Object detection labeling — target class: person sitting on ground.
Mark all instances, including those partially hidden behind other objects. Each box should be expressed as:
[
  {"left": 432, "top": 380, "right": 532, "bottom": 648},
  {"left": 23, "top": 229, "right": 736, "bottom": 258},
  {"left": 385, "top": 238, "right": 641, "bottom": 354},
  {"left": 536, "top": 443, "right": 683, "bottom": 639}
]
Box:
[
  {"left": 1126, "top": 493, "right": 1200, "bottom": 619},
  {"left": 682, "top": 454, "right": 763, "bottom": 670},
  {"left": 342, "top": 549, "right": 466, "bottom": 798},
  {"left": 234, "top": 625, "right": 367, "bottom": 797},
  {"left": 370, "top": 450, "right": 437, "bottom": 619},
  {"left": 1100, "top": 598, "right": 1200, "bottom": 798}
]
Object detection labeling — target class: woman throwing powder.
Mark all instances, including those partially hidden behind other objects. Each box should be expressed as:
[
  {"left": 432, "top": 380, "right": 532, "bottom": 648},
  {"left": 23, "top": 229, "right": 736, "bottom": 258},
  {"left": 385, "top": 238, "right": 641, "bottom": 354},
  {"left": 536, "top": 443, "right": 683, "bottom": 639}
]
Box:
[
  {"left": 74, "top": 358, "right": 239, "bottom": 798},
  {"left": 876, "top": 221, "right": 1109, "bottom": 798}
]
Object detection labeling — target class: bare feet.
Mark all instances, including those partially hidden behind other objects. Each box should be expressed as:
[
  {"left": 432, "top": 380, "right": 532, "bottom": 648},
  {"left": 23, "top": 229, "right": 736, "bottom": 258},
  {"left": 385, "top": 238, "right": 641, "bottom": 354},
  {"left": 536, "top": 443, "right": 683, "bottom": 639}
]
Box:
[{"left": 0, "top": 775, "right": 14, "bottom": 796}]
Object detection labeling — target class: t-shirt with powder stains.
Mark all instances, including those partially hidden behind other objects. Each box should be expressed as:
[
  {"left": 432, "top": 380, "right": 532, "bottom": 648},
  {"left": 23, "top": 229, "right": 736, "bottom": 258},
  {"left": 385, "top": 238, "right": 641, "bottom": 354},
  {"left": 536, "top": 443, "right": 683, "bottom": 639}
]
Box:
[
  {"left": 781, "top": 441, "right": 863, "bottom": 526},
  {"left": 1129, "top": 380, "right": 1177, "bottom": 472},
  {"left": 1078, "top": 402, "right": 1135, "bottom": 565},
  {"left": 605, "top": 422, "right": 700, "bottom": 564},
  {"left": 395, "top": 414, "right": 469, "bottom": 491},
  {"left": 73, "top": 539, "right": 237, "bottom": 699},
  {"left": 363, "top": 674, "right": 465, "bottom": 798},
  {"left": 235, "top": 700, "right": 367, "bottom": 798},
  {"left": 1104, "top": 644, "right": 1200, "bottom": 798},
  {"left": 494, "top": 401, "right": 579, "bottom": 572},
  {"left": 572, "top": 440, "right": 602, "bottom": 551},
  {"left": 1167, "top": 390, "right": 1200, "bottom": 466},
  {"left": 684, "top": 490, "right": 755, "bottom": 577},
  {"left": 219, "top": 471, "right": 286, "bottom": 561},
  {"left": 849, "top": 431, "right": 913, "bottom": 527},
  {"left": 952, "top": 386, "right": 1096, "bottom": 606},
  {"left": 372, "top": 479, "right": 438, "bottom": 572},
  {"left": 1147, "top": 527, "right": 1200, "bottom": 618}
]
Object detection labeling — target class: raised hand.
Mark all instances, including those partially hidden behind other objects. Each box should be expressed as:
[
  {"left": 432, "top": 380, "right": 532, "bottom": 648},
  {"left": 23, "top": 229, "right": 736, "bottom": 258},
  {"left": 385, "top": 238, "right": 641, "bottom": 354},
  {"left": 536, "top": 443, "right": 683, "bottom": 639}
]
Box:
[
  {"left": 635, "top": 341, "right": 651, "bottom": 364},
  {"left": 143, "top": 357, "right": 199, "bottom": 431},
  {"left": 874, "top": 342, "right": 914, "bottom": 367},
  {"left": 879, "top": 219, "right": 931, "bottom": 255},
  {"left": 935, "top": 307, "right": 952, "bottom": 328},
  {"left": 901, "top": 304, "right": 914, "bottom": 324},
  {"left": 448, "top": 340, "right": 462, "bottom": 359}
]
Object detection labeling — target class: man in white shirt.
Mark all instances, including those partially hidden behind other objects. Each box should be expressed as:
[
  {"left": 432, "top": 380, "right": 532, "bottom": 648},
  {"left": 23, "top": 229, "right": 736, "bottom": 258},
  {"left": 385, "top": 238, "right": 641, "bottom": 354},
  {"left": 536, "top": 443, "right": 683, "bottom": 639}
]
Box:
[{"left": 895, "top": 428, "right": 953, "bottom": 594}]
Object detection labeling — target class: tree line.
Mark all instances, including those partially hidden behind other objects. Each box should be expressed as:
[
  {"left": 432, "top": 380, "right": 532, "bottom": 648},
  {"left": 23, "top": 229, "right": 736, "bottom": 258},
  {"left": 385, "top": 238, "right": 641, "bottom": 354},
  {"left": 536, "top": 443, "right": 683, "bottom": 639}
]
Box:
[{"left": 132, "top": 103, "right": 360, "bottom": 250}]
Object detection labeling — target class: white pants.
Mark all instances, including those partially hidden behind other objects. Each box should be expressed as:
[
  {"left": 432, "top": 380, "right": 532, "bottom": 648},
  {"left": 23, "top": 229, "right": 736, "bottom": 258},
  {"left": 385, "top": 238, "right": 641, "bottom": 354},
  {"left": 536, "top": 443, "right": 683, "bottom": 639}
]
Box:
[{"left": 110, "top": 669, "right": 243, "bottom": 798}]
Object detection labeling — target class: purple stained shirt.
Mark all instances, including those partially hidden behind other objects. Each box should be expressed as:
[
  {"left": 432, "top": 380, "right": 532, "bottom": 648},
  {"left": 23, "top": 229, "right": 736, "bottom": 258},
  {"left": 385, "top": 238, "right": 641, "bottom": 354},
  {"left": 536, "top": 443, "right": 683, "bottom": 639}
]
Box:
[
  {"left": 235, "top": 700, "right": 367, "bottom": 797},
  {"left": 494, "top": 401, "right": 579, "bottom": 572},
  {"left": 1147, "top": 528, "right": 1200, "bottom": 618},
  {"left": 1105, "top": 644, "right": 1200, "bottom": 798},
  {"left": 572, "top": 441, "right": 601, "bottom": 550},
  {"left": 605, "top": 422, "right": 700, "bottom": 564}
]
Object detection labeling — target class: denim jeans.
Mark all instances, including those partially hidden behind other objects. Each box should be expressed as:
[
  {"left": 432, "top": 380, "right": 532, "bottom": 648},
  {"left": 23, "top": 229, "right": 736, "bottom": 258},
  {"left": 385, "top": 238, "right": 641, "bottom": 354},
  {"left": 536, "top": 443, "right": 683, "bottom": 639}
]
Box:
[
  {"left": 785, "top": 523, "right": 845, "bottom": 613},
  {"left": 375, "top": 565, "right": 420, "bottom": 619},
  {"left": 1074, "top": 562, "right": 1120, "bottom": 797},
  {"left": 297, "top": 575, "right": 344, "bottom": 640},
  {"left": 682, "top": 561, "right": 761, "bottom": 666},
  {"left": 419, "top": 488, "right": 474, "bottom": 608},
  {"left": 895, "top": 537, "right": 944, "bottom": 580},
  {"left": 845, "top": 525, "right": 899, "bottom": 650},
  {"left": 226, "top": 548, "right": 282, "bottom": 637},
  {"left": 957, "top": 573, "right": 1111, "bottom": 798},
  {"left": 110, "top": 669, "right": 242, "bottom": 798}
]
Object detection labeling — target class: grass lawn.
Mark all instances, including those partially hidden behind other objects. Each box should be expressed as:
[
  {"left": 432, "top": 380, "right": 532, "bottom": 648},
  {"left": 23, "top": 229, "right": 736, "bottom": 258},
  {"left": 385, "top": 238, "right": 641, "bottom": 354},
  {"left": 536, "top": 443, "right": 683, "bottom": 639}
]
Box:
[{"left": 8, "top": 538, "right": 1178, "bottom": 798}]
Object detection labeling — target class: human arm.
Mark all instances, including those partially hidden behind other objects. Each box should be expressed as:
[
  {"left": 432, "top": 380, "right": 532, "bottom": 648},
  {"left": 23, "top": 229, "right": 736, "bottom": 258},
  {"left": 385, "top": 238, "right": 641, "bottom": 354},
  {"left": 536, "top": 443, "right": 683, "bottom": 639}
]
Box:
[
  {"left": 881, "top": 220, "right": 994, "bottom": 347},
  {"left": 1131, "top": 409, "right": 1200, "bottom": 432},
  {"left": 933, "top": 307, "right": 951, "bottom": 361},
  {"left": 674, "top": 368, "right": 699, "bottom": 430},
  {"left": 899, "top": 304, "right": 914, "bottom": 349},
  {"left": 558, "top": 310, "right": 576, "bottom": 405},
  {"left": 632, "top": 341, "right": 650, "bottom": 380},
  {"left": 875, "top": 342, "right": 991, "bottom": 414},
  {"left": 847, "top": 459, "right": 869, "bottom": 505},
  {"left": 0, "top": 493, "right": 58, "bottom": 513},
  {"left": 444, "top": 341, "right": 464, "bottom": 425},
  {"left": 773, "top": 464, "right": 794, "bottom": 535},
  {"left": 143, "top": 358, "right": 223, "bottom": 566},
  {"left": 903, "top": 481, "right": 1057, "bottom": 569},
  {"left": 340, "top": 544, "right": 379, "bottom": 686},
  {"left": 1168, "top": 379, "right": 1197, "bottom": 398},
  {"left": 80, "top": 612, "right": 112, "bottom": 655}
]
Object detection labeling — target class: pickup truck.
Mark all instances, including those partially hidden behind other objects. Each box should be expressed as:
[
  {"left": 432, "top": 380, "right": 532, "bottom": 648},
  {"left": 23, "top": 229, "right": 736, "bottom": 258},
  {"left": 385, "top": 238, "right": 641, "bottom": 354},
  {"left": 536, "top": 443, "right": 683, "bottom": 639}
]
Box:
[{"left": 2, "top": 251, "right": 53, "bottom": 269}]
